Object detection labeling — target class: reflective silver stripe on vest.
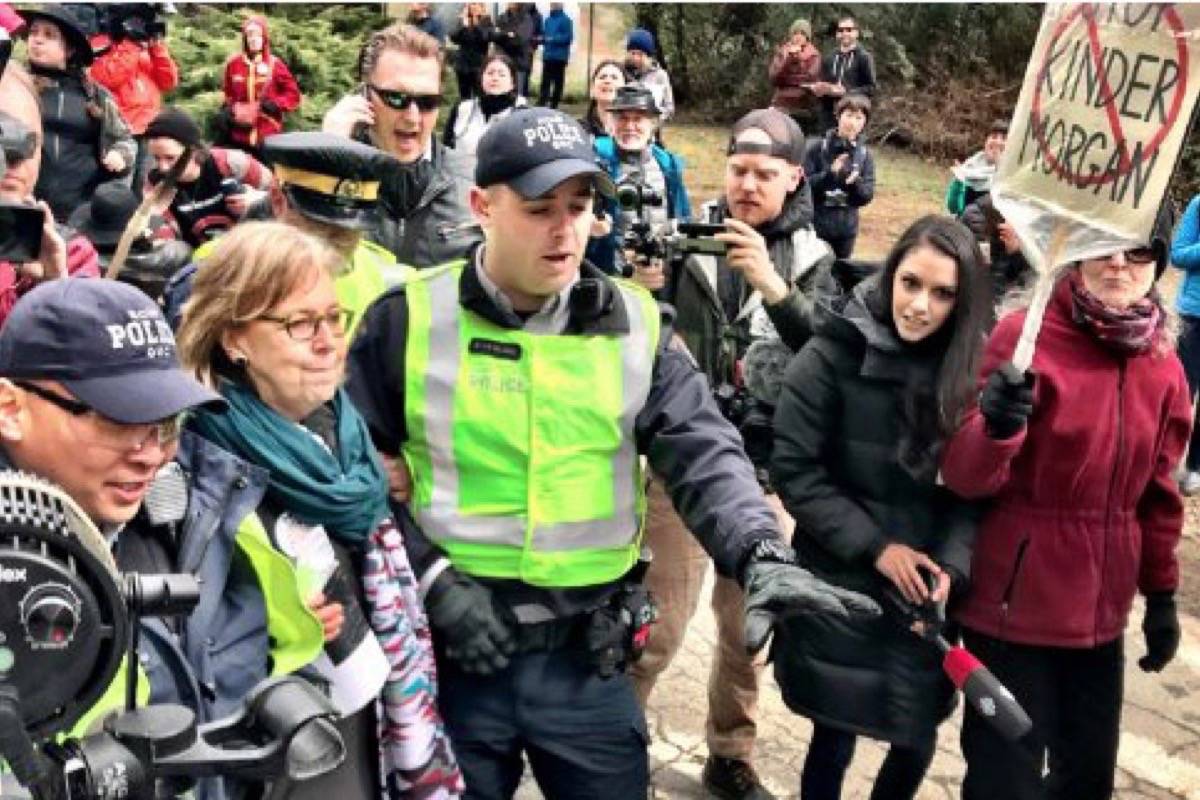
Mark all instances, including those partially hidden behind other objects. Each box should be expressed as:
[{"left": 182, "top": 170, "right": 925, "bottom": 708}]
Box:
[{"left": 416, "top": 270, "right": 652, "bottom": 553}]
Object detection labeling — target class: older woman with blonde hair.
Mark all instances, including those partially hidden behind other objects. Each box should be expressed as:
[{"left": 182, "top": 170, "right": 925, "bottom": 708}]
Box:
[{"left": 178, "top": 221, "right": 464, "bottom": 798}]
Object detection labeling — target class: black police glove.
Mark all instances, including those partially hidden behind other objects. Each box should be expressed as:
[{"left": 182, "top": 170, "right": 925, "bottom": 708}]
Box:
[
  {"left": 261, "top": 98, "right": 281, "bottom": 117},
  {"left": 424, "top": 566, "right": 517, "bottom": 675},
  {"left": 1139, "top": 592, "right": 1180, "bottom": 673},
  {"left": 741, "top": 539, "right": 881, "bottom": 655},
  {"left": 979, "top": 363, "right": 1035, "bottom": 440}
]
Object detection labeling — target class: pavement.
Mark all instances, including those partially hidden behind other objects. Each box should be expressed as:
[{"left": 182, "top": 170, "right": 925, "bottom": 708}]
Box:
[{"left": 516, "top": 567, "right": 1200, "bottom": 800}]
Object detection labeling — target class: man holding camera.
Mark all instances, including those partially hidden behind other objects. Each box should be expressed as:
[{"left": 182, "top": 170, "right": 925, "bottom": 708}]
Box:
[
  {"left": 346, "top": 107, "right": 876, "bottom": 800},
  {"left": 0, "top": 62, "right": 99, "bottom": 331},
  {"left": 89, "top": 4, "right": 179, "bottom": 194},
  {"left": 632, "top": 108, "right": 835, "bottom": 800},
  {"left": 587, "top": 83, "right": 689, "bottom": 278}
]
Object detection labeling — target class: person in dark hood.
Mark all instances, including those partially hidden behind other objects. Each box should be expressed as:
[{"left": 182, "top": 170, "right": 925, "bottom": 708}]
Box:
[
  {"left": 771, "top": 215, "right": 990, "bottom": 800},
  {"left": 219, "top": 14, "right": 301, "bottom": 157},
  {"left": 21, "top": 4, "right": 135, "bottom": 222},
  {"left": 631, "top": 109, "right": 832, "bottom": 800},
  {"left": 323, "top": 22, "right": 480, "bottom": 268}
]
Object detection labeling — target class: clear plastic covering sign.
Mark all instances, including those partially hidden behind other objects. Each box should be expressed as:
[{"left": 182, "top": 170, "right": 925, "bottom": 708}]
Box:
[{"left": 992, "top": 3, "right": 1200, "bottom": 368}]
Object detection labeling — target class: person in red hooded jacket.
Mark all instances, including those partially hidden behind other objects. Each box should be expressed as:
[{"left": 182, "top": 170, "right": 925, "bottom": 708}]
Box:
[
  {"left": 940, "top": 206, "right": 1190, "bottom": 800},
  {"left": 219, "top": 15, "right": 300, "bottom": 157}
]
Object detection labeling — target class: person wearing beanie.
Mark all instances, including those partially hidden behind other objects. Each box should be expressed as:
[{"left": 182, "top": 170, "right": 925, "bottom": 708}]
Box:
[
  {"left": 624, "top": 27, "right": 674, "bottom": 121},
  {"left": 145, "top": 106, "right": 274, "bottom": 247},
  {"left": 769, "top": 18, "right": 822, "bottom": 132},
  {"left": 21, "top": 4, "right": 136, "bottom": 222}
]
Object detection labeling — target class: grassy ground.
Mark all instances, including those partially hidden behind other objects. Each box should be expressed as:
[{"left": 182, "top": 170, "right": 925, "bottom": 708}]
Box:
[{"left": 664, "top": 121, "right": 948, "bottom": 260}]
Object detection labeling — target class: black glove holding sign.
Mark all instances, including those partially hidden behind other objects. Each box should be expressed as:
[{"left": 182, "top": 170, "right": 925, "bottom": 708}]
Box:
[
  {"left": 980, "top": 363, "right": 1036, "bottom": 440},
  {"left": 1140, "top": 592, "right": 1181, "bottom": 673}
]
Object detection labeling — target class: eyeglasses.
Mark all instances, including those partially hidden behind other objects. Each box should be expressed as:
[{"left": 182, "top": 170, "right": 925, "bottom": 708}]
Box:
[
  {"left": 14, "top": 380, "right": 185, "bottom": 451},
  {"left": 1124, "top": 247, "right": 1156, "bottom": 265},
  {"left": 368, "top": 85, "right": 442, "bottom": 112},
  {"left": 257, "top": 308, "right": 351, "bottom": 342}
]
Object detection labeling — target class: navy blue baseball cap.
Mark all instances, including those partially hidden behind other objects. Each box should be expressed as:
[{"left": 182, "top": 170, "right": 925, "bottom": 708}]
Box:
[
  {"left": 476, "top": 108, "right": 615, "bottom": 199},
  {"left": 0, "top": 279, "right": 222, "bottom": 423}
]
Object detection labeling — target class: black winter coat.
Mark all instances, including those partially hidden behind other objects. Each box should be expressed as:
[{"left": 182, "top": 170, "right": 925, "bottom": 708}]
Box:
[
  {"left": 769, "top": 276, "right": 977, "bottom": 747},
  {"left": 805, "top": 133, "right": 875, "bottom": 244}
]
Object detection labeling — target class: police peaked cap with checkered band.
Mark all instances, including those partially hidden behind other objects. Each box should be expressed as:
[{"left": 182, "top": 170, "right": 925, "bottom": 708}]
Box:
[{"left": 261, "top": 132, "right": 400, "bottom": 231}]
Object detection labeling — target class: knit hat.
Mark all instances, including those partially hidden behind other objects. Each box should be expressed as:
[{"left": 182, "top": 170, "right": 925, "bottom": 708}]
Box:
[
  {"left": 626, "top": 28, "right": 654, "bottom": 55},
  {"left": 145, "top": 106, "right": 203, "bottom": 149},
  {"left": 788, "top": 19, "right": 812, "bottom": 39}
]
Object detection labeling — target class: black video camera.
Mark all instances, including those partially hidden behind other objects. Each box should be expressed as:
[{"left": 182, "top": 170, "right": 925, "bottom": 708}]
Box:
[{"left": 106, "top": 4, "right": 169, "bottom": 42}]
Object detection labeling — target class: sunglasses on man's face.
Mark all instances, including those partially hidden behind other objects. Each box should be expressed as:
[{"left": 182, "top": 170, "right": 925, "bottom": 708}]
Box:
[
  {"left": 368, "top": 85, "right": 442, "bottom": 112},
  {"left": 838, "top": 26, "right": 856, "bottom": 32}
]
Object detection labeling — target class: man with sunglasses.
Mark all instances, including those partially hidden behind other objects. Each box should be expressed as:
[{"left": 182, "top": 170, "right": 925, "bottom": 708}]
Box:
[
  {"left": 346, "top": 108, "right": 878, "bottom": 799},
  {"left": 323, "top": 23, "right": 480, "bottom": 269},
  {"left": 0, "top": 63, "right": 100, "bottom": 331},
  {"left": 0, "top": 279, "right": 330, "bottom": 800},
  {"left": 814, "top": 15, "right": 876, "bottom": 134}
]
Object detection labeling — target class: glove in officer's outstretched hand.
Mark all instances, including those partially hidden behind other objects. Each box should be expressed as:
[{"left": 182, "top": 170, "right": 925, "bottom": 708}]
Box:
[
  {"left": 424, "top": 566, "right": 517, "bottom": 675},
  {"left": 741, "top": 540, "right": 880, "bottom": 655},
  {"left": 980, "top": 363, "right": 1035, "bottom": 440}
]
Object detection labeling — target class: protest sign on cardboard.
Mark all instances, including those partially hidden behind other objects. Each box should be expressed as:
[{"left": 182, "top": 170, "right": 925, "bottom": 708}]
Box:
[{"left": 991, "top": 3, "right": 1200, "bottom": 369}]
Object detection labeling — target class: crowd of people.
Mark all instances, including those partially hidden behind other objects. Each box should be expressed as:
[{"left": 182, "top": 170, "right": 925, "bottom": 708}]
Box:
[{"left": 0, "top": 6, "right": 1192, "bottom": 800}]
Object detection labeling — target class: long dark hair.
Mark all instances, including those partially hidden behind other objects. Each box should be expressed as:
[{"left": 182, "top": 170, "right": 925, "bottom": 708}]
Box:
[
  {"left": 877, "top": 215, "right": 989, "bottom": 459},
  {"left": 584, "top": 59, "right": 624, "bottom": 132}
]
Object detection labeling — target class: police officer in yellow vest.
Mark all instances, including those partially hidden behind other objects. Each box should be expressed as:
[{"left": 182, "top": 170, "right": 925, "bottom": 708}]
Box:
[
  {"left": 346, "top": 108, "right": 879, "bottom": 799},
  {"left": 162, "top": 132, "right": 409, "bottom": 337},
  {"left": 0, "top": 279, "right": 328, "bottom": 800}
]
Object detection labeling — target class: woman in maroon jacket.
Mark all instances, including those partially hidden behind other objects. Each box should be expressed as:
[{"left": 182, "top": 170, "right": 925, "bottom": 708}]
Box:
[{"left": 941, "top": 211, "right": 1190, "bottom": 800}]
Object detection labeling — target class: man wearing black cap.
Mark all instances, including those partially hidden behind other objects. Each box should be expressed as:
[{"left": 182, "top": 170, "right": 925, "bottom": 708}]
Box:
[
  {"left": 587, "top": 82, "right": 690, "bottom": 276},
  {"left": 345, "top": 107, "right": 877, "bottom": 799},
  {"left": 633, "top": 107, "right": 835, "bottom": 800},
  {"left": 145, "top": 106, "right": 273, "bottom": 247},
  {"left": 0, "top": 279, "right": 326, "bottom": 800},
  {"left": 162, "top": 131, "right": 406, "bottom": 338}
]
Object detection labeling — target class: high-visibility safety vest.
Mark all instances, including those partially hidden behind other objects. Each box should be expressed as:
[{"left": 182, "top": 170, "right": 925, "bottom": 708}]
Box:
[{"left": 403, "top": 262, "right": 661, "bottom": 587}]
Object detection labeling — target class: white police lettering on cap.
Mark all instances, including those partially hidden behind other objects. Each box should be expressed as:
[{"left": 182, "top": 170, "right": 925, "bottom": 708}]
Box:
[
  {"left": 106, "top": 310, "right": 176, "bottom": 359},
  {"left": 523, "top": 116, "right": 585, "bottom": 151}
]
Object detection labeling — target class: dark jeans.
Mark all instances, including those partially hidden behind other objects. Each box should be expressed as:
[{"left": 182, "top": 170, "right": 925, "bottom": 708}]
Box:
[
  {"left": 801, "top": 724, "right": 934, "bottom": 800},
  {"left": 538, "top": 59, "right": 568, "bottom": 107},
  {"left": 456, "top": 69, "right": 479, "bottom": 101},
  {"left": 1177, "top": 314, "right": 1200, "bottom": 469},
  {"left": 438, "top": 649, "right": 649, "bottom": 799},
  {"left": 960, "top": 629, "right": 1124, "bottom": 800},
  {"left": 823, "top": 232, "right": 857, "bottom": 259}
]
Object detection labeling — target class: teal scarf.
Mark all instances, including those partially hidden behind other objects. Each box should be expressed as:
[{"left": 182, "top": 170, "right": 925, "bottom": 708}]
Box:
[{"left": 189, "top": 381, "right": 390, "bottom": 542}]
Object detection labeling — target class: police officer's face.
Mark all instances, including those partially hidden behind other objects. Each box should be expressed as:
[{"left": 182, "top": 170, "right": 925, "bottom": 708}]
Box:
[
  {"left": 221, "top": 266, "right": 347, "bottom": 422},
  {"left": 613, "top": 110, "right": 656, "bottom": 153},
  {"left": 725, "top": 130, "right": 801, "bottom": 229},
  {"left": 0, "top": 73, "right": 41, "bottom": 201},
  {"left": 471, "top": 177, "right": 595, "bottom": 309},
  {"left": 368, "top": 49, "right": 441, "bottom": 165},
  {"left": 0, "top": 380, "right": 178, "bottom": 526}
]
